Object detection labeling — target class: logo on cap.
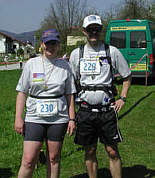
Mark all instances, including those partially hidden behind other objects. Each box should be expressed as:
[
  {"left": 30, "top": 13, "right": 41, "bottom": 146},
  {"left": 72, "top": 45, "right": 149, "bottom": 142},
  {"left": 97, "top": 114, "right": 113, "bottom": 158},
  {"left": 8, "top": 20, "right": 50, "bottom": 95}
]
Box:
[
  {"left": 83, "top": 15, "right": 102, "bottom": 28},
  {"left": 42, "top": 29, "right": 60, "bottom": 43}
]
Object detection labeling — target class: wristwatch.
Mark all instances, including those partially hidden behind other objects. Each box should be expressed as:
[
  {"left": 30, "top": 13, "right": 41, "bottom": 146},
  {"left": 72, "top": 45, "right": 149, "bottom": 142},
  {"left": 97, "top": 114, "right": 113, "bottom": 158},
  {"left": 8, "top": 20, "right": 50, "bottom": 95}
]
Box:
[{"left": 119, "top": 96, "right": 126, "bottom": 102}]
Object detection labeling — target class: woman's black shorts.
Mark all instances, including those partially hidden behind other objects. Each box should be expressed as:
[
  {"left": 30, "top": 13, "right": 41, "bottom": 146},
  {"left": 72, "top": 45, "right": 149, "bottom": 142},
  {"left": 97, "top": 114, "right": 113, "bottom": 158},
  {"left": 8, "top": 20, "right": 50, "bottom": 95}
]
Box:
[{"left": 23, "top": 122, "right": 68, "bottom": 142}]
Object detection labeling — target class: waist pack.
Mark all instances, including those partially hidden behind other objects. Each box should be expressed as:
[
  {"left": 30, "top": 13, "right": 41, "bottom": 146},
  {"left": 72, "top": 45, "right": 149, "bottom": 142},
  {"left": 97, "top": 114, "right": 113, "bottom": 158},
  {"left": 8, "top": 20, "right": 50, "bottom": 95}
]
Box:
[{"left": 79, "top": 101, "right": 113, "bottom": 112}]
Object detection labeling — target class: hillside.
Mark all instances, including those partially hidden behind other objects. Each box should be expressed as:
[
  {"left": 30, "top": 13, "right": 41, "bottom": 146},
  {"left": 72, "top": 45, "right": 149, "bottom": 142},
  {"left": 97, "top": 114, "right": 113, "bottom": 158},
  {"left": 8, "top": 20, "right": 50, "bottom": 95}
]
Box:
[{"left": 0, "top": 29, "right": 37, "bottom": 45}]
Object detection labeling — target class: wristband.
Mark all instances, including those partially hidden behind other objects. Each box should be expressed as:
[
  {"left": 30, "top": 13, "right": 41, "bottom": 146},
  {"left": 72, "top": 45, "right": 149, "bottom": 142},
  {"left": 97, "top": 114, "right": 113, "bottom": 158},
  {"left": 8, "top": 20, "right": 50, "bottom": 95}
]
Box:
[
  {"left": 119, "top": 96, "right": 126, "bottom": 102},
  {"left": 69, "top": 119, "right": 75, "bottom": 122}
]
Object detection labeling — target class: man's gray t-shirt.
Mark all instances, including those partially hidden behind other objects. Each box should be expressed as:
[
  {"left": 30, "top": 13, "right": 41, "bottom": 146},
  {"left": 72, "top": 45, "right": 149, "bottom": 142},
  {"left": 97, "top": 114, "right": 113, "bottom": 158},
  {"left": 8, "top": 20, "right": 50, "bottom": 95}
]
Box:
[
  {"left": 69, "top": 44, "right": 131, "bottom": 105},
  {"left": 16, "top": 56, "right": 76, "bottom": 124}
]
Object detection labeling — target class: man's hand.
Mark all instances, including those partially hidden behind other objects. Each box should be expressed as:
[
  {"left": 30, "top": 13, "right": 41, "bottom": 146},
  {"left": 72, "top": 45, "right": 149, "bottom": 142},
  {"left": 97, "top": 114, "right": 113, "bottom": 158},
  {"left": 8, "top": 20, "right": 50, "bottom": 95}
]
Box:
[
  {"left": 112, "top": 75, "right": 131, "bottom": 112},
  {"left": 112, "top": 99, "right": 125, "bottom": 112}
]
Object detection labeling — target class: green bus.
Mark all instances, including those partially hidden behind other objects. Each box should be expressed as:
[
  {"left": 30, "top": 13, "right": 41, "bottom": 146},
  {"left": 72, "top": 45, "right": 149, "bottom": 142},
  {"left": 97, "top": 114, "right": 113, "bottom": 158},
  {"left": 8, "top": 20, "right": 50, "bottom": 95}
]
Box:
[{"left": 105, "top": 19, "right": 155, "bottom": 78}]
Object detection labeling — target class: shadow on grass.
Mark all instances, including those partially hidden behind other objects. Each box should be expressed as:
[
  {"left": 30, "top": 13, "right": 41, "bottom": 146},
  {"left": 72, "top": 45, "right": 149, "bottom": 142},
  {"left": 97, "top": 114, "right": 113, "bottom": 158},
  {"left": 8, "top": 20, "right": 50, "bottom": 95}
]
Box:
[
  {"left": 70, "top": 165, "right": 155, "bottom": 178},
  {"left": 118, "top": 91, "right": 154, "bottom": 120},
  {"left": 0, "top": 168, "right": 14, "bottom": 178}
]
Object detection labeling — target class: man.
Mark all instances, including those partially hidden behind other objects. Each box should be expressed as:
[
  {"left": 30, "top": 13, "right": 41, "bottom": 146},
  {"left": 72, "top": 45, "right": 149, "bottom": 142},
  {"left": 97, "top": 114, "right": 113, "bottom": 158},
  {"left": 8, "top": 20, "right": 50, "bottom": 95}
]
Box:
[{"left": 69, "top": 15, "right": 131, "bottom": 178}]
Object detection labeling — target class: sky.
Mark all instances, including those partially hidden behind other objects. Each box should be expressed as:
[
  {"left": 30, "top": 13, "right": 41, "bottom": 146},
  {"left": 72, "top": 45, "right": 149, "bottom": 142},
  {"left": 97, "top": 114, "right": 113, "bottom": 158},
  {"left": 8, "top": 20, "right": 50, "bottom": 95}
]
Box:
[{"left": 0, "top": 0, "right": 153, "bottom": 34}]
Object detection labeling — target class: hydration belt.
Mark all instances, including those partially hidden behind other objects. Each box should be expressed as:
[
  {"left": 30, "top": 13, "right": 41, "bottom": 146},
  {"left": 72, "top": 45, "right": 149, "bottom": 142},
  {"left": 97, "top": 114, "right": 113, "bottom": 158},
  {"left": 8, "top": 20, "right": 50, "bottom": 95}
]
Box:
[
  {"left": 80, "top": 85, "right": 111, "bottom": 93},
  {"left": 30, "top": 94, "right": 63, "bottom": 99},
  {"left": 79, "top": 101, "right": 112, "bottom": 112}
]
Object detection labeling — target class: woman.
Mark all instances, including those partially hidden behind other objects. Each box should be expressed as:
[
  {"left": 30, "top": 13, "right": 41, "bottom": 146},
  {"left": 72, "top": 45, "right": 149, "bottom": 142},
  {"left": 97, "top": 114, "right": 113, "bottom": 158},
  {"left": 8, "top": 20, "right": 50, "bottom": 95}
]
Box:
[{"left": 14, "top": 29, "right": 76, "bottom": 178}]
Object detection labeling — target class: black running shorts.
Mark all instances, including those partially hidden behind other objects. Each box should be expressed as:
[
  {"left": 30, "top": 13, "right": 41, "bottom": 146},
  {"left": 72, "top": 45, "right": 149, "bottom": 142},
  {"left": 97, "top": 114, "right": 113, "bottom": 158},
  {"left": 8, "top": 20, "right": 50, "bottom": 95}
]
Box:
[
  {"left": 74, "top": 107, "right": 123, "bottom": 146},
  {"left": 23, "top": 122, "right": 68, "bottom": 142}
]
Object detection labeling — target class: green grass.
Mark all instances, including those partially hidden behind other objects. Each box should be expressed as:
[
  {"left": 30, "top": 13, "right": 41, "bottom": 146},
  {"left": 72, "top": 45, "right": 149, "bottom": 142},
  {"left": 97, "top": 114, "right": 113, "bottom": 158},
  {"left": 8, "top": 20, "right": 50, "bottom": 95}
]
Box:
[{"left": 0, "top": 70, "right": 155, "bottom": 178}]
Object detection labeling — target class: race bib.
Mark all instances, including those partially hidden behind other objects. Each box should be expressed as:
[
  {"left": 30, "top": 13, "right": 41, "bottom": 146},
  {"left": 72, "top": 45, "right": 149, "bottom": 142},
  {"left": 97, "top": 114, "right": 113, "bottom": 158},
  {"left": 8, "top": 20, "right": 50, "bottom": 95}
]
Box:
[
  {"left": 80, "top": 58, "right": 101, "bottom": 75},
  {"left": 36, "top": 99, "right": 58, "bottom": 117}
]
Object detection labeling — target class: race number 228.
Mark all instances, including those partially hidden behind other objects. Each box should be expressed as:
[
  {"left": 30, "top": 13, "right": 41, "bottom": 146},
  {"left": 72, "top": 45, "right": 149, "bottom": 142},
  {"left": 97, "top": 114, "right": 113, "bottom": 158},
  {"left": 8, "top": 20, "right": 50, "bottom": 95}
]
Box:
[{"left": 84, "top": 62, "right": 96, "bottom": 71}]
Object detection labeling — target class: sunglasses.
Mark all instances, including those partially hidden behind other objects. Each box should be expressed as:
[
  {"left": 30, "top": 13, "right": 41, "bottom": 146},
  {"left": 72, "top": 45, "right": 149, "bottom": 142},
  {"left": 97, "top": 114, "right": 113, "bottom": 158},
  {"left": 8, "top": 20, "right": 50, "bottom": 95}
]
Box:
[
  {"left": 45, "top": 40, "right": 58, "bottom": 46},
  {"left": 86, "top": 27, "right": 102, "bottom": 33}
]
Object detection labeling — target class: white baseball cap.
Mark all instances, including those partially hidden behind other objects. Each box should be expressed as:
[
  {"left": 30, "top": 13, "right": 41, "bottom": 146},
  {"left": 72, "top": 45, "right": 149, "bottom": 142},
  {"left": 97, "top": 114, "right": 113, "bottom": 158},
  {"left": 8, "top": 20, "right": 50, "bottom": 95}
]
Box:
[{"left": 83, "top": 15, "right": 102, "bottom": 28}]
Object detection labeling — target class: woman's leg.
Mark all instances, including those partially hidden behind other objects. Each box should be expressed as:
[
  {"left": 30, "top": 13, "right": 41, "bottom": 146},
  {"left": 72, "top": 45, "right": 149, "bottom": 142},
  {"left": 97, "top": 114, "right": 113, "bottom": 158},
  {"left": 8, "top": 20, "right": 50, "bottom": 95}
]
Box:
[
  {"left": 46, "top": 140, "right": 63, "bottom": 178},
  {"left": 18, "top": 141, "right": 42, "bottom": 178}
]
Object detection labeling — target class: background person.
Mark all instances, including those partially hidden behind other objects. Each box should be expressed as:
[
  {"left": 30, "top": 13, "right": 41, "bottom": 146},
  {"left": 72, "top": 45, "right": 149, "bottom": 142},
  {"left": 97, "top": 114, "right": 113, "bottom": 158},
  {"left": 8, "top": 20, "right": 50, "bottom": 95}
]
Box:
[
  {"left": 19, "top": 56, "right": 23, "bottom": 69},
  {"left": 4, "top": 55, "right": 8, "bottom": 68},
  {"left": 69, "top": 15, "right": 131, "bottom": 178},
  {"left": 14, "top": 29, "right": 76, "bottom": 178}
]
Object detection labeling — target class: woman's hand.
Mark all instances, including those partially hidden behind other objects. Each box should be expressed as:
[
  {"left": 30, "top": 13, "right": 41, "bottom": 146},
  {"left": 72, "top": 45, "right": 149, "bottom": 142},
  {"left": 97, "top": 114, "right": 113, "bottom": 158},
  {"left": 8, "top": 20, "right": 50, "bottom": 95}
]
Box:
[
  {"left": 14, "top": 117, "right": 24, "bottom": 135},
  {"left": 15, "top": 92, "right": 26, "bottom": 135},
  {"left": 67, "top": 120, "right": 76, "bottom": 136}
]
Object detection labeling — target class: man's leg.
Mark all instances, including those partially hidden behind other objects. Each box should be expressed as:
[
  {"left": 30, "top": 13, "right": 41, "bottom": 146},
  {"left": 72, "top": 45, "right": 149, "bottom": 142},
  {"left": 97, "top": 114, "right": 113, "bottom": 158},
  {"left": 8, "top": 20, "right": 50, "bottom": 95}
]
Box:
[
  {"left": 84, "top": 144, "right": 98, "bottom": 178},
  {"left": 18, "top": 141, "right": 42, "bottom": 178},
  {"left": 105, "top": 144, "right": 122, "bottom": 178},
  {"left": 46, "top": 140, "right": 63, "bottom": 178}
]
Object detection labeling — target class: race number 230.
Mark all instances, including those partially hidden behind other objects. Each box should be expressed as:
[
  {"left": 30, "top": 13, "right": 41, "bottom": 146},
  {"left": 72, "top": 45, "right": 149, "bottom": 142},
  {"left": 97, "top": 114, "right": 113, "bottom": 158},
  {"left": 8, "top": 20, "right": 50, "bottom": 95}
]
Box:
[
  {"left": 36, "top": 99, "right": 58, "bottom": 117},
  {"left": 40, "top": 103, "right": 53, "bottom": 113}
]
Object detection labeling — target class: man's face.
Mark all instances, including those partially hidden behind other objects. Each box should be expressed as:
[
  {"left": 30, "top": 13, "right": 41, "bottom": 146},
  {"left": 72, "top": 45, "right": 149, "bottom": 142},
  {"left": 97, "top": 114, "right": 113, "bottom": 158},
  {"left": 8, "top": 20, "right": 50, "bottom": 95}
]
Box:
[{"left": 83, "top": 24, "right": 102, "bottom": 44}]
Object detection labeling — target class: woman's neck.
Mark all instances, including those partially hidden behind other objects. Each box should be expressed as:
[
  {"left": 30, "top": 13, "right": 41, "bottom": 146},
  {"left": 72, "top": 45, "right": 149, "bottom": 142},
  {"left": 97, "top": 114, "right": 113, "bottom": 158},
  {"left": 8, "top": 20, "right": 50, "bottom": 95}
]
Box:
[{"left": 42, "top": 53, "right": 57, "bottom": 60}]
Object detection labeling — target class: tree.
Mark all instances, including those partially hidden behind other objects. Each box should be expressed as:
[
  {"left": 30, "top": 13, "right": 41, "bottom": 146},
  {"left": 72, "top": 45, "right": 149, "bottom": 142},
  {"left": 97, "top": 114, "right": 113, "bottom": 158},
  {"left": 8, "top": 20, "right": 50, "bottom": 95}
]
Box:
[
  {"left": 152, "top": 3, "right": 155, "bottom": 17},
  {"left": 17, "top": 48, "right": 24, "bottom": 56},
  {"left": 118, "top": 0, "right": 153, "bottom": 19},
  {"left": 150, "top": 2, "right": 155, "bottom": 20},
  {"left": 101, "top": 7, "right": 119, "bottom": 40},
  {"left": 40, "top": 0, "right": 87, "bottom": 44}
]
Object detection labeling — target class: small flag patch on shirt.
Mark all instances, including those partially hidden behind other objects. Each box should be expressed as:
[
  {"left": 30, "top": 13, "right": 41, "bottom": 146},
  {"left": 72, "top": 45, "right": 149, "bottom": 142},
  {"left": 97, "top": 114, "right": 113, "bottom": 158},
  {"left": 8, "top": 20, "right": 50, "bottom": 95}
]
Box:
[{"left": 32, "top": 73, "right": 45, "bottom": 82}]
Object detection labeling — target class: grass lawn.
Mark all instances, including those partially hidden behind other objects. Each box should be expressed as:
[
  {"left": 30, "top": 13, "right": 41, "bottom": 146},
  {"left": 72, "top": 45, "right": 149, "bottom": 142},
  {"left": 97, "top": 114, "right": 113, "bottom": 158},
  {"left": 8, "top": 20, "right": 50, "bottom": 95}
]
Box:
[{"left": 0, "top": 70, "right": 155, "bottom": 178}]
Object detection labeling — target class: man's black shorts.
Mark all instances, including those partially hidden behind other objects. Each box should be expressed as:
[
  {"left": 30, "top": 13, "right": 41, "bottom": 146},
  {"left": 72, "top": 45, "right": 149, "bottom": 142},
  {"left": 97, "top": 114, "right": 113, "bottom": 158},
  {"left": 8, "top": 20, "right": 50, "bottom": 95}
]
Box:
[
  {"left": 23, "top": 122, "right": 68, "bottom": 142},
  {"left": 74, "top": 107, "right": 123, "bottom": 146}
]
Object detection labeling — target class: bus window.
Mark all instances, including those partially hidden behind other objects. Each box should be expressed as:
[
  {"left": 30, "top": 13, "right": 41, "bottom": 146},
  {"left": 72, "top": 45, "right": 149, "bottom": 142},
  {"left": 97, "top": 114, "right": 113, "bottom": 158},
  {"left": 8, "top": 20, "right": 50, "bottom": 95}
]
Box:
[
  {"left": 110, "top": 32, "right": 126, "bottom": 48},
  {"left": 130, "top": 31, "right": 146, "bottom": 48}
]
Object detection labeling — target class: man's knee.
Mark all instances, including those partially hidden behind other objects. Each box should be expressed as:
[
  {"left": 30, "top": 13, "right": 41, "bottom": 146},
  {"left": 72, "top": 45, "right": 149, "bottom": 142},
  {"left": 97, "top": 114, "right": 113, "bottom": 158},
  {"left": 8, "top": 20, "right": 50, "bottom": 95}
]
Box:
[
  {"left": 109, "top": 150, "right": 118, "bottom": 159},
  {"left": 85, "top": 145, "right": 97, "bottom": 159},
  {"left": 105, "top": 145, "right": 120, "bottom": 159}
]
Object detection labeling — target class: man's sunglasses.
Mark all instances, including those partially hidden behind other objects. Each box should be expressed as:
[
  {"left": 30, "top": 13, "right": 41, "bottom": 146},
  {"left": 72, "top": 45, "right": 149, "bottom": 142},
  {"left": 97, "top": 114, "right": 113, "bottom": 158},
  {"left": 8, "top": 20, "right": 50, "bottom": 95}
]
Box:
[
  {"left": 86, "top": 27, "right": 102, "bottom": 33},
  {"left": 45, "top": 40, "right": 58, "bottom": 45}
]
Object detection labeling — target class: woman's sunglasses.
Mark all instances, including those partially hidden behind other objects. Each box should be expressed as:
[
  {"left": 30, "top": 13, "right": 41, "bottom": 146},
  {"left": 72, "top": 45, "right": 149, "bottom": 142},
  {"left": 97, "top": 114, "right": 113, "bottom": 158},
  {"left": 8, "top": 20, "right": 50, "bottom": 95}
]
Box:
[{"left": 86, "top": 27, "right": 102, "bottom": 33}]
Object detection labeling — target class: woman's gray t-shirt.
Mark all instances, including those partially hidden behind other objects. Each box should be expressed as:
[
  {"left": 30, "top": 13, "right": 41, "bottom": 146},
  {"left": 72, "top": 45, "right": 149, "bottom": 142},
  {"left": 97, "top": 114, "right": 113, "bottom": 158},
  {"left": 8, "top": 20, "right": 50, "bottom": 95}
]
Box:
[{"left": 16, "top": 56, "right": 76, "bottom": 124}]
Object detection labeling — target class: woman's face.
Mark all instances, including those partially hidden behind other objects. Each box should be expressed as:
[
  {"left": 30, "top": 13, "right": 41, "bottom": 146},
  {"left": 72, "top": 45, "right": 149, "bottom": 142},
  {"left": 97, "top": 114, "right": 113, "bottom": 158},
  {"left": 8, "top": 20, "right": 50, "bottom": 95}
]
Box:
[{"left": 42, "top": 40, "right": 60, "bottom": 58}]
